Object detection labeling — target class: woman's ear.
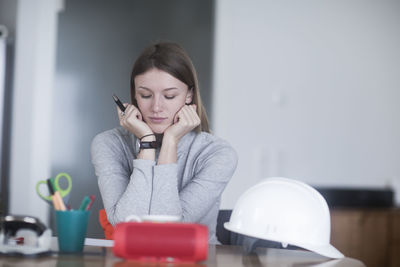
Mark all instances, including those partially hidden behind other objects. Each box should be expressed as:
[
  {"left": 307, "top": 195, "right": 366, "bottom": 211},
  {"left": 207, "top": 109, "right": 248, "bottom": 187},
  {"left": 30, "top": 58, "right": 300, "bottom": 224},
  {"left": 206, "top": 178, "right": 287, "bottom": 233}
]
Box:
[{"left": 185, "top": 87, "right": 194, "bottom": 104}]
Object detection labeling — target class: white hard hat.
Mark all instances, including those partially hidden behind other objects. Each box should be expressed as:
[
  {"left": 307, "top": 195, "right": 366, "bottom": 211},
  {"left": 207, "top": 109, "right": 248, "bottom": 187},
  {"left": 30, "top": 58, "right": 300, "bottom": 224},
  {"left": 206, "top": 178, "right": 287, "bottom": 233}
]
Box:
[{"left": 224, "top": 177, "right": 344, "bottom": 259}]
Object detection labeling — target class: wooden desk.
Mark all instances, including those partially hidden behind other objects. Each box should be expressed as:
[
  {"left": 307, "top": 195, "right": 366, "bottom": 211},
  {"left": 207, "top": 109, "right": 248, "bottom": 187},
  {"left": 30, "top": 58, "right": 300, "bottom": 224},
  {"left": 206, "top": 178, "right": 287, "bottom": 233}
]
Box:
[
  {"left": 331, "top": 208, "right": 400, "bottom": 267},
  {"left": 0, "top": 239, "right": 365, "bottom": 267}
]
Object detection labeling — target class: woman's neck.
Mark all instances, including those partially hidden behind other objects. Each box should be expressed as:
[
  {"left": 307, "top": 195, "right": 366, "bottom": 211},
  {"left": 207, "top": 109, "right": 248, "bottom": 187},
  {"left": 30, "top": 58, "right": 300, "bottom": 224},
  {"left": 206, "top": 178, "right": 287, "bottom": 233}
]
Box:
[{"left": 155, "top": 133, "right": 163, "bottom": 142}]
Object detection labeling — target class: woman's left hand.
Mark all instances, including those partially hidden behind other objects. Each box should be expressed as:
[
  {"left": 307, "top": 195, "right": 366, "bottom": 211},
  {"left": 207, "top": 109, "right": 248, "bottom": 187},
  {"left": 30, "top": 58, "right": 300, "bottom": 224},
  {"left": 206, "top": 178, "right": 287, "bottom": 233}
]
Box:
[{"left": 163, "top": 104, "right": 200, "bottom": 144}]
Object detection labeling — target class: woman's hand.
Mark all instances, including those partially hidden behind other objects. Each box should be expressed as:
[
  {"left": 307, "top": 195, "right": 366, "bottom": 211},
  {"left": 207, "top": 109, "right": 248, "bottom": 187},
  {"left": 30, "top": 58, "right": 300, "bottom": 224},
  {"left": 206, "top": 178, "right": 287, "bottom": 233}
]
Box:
[
  {"left": 163, "top": 104, "right": 200, "bottom": 144},
  {"left": 117, "top": 104, "right": 153, "bottom": 138}
]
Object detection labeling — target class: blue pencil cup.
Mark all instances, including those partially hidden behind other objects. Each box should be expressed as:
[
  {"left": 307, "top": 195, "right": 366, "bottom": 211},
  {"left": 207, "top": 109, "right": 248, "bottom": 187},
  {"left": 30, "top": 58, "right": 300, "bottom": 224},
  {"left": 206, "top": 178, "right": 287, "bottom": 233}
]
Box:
[{"left": 56, "top": 210, "right": 90, "bottom": 253}]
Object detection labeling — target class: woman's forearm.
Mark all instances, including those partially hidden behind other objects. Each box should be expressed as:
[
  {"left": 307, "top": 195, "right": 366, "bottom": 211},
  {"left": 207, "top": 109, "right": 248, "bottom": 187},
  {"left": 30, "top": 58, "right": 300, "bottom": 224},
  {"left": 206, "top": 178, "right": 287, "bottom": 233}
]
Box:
[
  {"left": 157, "top": 135, "right": 178, "bottom": 165},
  {"left": 137, "top": 135, "right": 156, "bottom": 161}
]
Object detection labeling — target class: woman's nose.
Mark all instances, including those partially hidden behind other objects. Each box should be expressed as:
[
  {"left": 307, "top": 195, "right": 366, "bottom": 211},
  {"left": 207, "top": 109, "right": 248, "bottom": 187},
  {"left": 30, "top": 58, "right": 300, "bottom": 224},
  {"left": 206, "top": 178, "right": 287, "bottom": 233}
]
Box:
[{"left": 151, "top": 96, "right": 162, "bottom": 112}]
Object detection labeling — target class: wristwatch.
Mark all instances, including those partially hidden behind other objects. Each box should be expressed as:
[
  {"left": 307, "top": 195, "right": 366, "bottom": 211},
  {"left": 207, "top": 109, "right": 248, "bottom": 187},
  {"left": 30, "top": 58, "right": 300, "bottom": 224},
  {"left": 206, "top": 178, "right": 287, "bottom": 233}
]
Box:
[
  {"left": 135, "top": 138, "right": 161, "bottom": 150},
  {"left": 139, "top": 140, "right": 159, "bottom": 149}
]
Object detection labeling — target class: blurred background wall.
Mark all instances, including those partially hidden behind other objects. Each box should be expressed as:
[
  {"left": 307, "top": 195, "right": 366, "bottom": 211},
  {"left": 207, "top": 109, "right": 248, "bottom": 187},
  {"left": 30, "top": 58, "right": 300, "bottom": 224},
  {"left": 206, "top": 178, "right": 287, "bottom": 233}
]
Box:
[
  {"left": 0, "top": 0, "right": 62, "bottom": 223},
  {"left": 0, "top": 0, "right": 16, "bottom": 215},
  {"left": 51, "top": 0, "right": 214, "bottom": 237},
  {"left": 213, "top": 0, "right": 400, "bottom": 208},
  {"left": 0, "top": 0, "right": 399, "bottom": 239}
]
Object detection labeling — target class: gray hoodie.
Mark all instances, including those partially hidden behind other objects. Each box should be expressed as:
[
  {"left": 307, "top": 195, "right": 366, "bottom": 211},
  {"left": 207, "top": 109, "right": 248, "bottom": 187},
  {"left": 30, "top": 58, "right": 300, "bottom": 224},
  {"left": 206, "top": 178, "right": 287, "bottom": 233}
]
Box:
[{"left": 91, "top": 127, "right": 238, "bottom": 243}]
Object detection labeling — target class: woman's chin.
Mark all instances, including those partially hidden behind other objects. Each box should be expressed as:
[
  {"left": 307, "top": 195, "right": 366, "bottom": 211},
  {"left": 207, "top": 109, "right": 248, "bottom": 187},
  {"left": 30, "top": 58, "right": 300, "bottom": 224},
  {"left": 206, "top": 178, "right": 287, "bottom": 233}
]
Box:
[{"left": 150, "top": 125, "right": 168, "bottom": 134}]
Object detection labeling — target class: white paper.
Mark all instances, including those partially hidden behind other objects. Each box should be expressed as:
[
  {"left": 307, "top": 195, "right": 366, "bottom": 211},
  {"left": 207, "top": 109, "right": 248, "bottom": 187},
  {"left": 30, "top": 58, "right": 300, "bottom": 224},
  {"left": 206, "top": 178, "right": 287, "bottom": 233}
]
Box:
[{"left": 84, "top": 238, "right": 114, "bottom": 247}]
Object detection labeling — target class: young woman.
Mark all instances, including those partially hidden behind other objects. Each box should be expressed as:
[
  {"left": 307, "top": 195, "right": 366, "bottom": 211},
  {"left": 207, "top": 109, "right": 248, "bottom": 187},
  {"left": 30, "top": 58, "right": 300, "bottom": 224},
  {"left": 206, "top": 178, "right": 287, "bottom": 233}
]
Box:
[{"left": 91, "top": 42, "right": 237, "bottom": 244}]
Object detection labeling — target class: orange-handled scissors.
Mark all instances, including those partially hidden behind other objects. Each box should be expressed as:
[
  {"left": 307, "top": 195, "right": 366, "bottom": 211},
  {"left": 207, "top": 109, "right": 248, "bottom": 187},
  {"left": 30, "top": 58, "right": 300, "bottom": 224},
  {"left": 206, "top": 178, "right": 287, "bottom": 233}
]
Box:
[{"left": 35, "top": 172, "right": 72, "bottom": 202}]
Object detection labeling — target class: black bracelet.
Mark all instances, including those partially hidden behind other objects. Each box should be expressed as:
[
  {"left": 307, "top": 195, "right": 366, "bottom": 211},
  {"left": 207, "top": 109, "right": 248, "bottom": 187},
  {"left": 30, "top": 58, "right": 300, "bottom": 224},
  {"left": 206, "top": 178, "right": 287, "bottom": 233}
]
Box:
[{"left": 140, "top": 133, "right": 155, "bottom": 140}]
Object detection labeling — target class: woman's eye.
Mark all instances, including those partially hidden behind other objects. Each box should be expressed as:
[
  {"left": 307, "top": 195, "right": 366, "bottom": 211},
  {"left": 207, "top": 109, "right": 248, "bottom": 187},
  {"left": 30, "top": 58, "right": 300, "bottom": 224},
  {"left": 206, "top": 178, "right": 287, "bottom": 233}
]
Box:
[
  {"left": 140, "top": 95, "right": 151, "bottom": 99},
  {"left": 165, "top": 95, "right": 176, "bottom": 100}
]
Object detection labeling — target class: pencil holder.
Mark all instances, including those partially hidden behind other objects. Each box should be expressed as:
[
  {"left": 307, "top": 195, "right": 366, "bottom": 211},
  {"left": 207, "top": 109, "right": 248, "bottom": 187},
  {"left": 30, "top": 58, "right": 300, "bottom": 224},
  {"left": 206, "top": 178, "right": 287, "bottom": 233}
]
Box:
[{"left": 56, "top": 210, "right": 90, "bottom": 253}]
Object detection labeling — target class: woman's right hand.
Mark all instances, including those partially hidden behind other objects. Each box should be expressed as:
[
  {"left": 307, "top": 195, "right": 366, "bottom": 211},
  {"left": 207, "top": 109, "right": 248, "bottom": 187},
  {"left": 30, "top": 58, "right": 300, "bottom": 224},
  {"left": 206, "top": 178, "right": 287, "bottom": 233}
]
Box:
[{"left": 117, "top": 104, "right": 153, "bottom": 138}]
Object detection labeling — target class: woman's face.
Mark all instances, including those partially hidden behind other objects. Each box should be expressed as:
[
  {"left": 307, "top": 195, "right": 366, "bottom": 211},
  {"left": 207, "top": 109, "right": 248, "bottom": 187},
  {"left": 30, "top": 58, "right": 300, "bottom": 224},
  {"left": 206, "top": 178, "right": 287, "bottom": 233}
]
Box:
[{"left": 134, "top": 68, "right": 193, "bottom": 134}]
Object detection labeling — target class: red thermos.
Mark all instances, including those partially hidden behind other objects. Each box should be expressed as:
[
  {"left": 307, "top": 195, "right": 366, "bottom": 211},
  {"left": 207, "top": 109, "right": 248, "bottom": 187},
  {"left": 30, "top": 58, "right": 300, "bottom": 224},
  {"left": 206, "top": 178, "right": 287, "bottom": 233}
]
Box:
[{"left": 113, "top": 222, "right": 208, "bottom": 262}]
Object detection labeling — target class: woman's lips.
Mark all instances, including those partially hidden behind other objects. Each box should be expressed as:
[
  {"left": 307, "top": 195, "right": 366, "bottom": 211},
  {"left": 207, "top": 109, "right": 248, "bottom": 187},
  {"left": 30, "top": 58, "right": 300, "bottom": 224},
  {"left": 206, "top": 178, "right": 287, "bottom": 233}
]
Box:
[{"left": 149, "top": 117, "right": 167, "bottom": 124}]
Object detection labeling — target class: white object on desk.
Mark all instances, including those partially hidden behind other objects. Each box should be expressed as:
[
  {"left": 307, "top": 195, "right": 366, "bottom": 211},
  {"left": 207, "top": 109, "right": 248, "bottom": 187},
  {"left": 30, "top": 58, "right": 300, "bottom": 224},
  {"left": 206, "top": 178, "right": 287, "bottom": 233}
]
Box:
[{"left": 84, "top": 238, "right": 114, "bottom": 247}]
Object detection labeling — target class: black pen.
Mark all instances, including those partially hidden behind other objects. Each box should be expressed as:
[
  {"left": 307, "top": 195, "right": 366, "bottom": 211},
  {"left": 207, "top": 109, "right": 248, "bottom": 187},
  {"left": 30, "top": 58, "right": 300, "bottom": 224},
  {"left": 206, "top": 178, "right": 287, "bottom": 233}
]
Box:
[{"left": 112, "top": 94, "right": 126, "bottom": 112}]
